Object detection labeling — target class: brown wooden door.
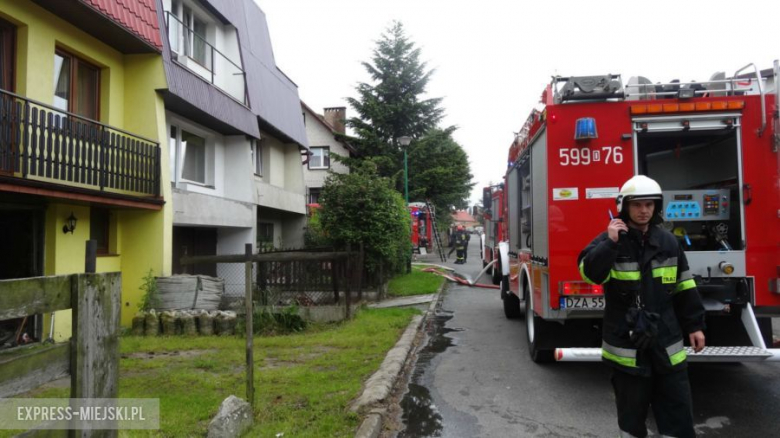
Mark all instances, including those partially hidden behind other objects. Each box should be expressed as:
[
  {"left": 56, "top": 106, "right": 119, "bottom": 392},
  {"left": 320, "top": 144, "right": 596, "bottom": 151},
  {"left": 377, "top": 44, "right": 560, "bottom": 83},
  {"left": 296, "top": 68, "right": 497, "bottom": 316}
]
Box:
[{"left": 172, "top": 226, "right": 217, "bottom": 276}]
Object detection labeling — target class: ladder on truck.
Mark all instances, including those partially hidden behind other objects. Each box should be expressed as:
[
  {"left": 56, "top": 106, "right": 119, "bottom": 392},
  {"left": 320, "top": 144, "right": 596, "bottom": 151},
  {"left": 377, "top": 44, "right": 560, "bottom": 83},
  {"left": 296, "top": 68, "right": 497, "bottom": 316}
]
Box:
[{"left": 426, "top": 200, "right": 448, "bottom": 262}]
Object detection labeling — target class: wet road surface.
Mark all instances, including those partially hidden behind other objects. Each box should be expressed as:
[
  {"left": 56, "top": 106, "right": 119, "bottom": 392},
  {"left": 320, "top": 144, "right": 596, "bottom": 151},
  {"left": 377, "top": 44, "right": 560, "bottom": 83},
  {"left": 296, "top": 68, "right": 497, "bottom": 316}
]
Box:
[{"left": 395, "top": 242, "right": 780, "bottom": 437}]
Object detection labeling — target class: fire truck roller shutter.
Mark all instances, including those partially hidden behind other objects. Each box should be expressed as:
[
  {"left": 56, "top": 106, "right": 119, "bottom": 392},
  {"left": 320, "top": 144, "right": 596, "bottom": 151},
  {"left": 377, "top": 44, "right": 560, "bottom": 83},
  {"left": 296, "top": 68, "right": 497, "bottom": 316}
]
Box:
[
  {"left": 634, "top": 118, "right": 744, "bottom": 252},
  {"left": 635, "top": 116, "right": 749, "bottom": 312}
]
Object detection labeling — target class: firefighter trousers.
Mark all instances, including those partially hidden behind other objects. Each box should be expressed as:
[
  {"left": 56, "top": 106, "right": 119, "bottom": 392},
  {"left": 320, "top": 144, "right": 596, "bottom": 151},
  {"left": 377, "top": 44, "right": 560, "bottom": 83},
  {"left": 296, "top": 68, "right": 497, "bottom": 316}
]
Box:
[
  {"left": 456, "top": 248, "right": 465, "bottom": 263},
  {"left": 611, "top": 369, "right": 695, "bottom": 438}
]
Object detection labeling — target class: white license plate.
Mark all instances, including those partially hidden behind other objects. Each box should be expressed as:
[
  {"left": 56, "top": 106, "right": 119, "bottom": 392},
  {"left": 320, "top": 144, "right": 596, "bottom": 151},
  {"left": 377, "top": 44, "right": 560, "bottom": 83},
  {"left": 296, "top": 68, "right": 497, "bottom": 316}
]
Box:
[{"left": 560, "top": 296, "right": 605, "bottom": 310}]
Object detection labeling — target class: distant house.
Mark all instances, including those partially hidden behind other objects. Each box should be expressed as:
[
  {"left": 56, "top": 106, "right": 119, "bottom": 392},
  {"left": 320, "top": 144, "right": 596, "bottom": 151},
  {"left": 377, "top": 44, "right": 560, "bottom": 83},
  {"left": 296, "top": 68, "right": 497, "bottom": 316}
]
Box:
[
  {"left": 452, "top": 210, "right": 480, "bottom": 231},
  {"left": 301, "top": 104, "right": 354, "bottom": 205}
]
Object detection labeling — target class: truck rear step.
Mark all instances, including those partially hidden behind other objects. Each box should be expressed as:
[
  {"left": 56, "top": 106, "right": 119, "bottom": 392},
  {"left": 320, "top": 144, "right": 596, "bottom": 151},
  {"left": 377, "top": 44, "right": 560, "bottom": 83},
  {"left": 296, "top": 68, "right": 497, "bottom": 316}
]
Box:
[
  {"left": 555, "top": 303, "right": 778, "bottom": 362},
  {"left": 555, "top": 346, "right": 779, "bottom": 362}
]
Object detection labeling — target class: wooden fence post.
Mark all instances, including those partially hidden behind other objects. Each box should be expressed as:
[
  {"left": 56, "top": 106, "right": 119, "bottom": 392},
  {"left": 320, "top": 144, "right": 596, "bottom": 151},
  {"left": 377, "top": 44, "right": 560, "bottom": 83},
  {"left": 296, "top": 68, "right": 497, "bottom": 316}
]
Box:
[
  {"left": 377, "top": 263, "right": 384, "bottom": 298},
  {"left": 332, "top": 258, "right": 339, "bottom": 304},
  {"left": 345, "top": 244, "right": 351, "bottom": 320},
  {"left": 245, "top": 243, "right": 254, "bottom": 408},
  {"left": 70, "top": 271, "right": 121, "bottom": 438},
  {"left": 68, "top": 241, "right": 120, "bottom": 437},
  {"left": 70, "top": 272, "right": 121, "bottom": 400},
  {"left": 357, "top": 243, "right": 364, "bottom": 302}
]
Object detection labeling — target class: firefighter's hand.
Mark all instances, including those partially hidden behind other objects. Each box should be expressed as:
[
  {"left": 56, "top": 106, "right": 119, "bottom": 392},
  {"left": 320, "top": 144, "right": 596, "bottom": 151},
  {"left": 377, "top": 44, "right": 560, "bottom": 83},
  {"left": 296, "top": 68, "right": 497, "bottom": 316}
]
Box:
[
  {"left": 608, "top": 219, "right": 628, "bottom": 243},
  {"left": 689, "top": 330, "right": 705, "bottom": 353}
]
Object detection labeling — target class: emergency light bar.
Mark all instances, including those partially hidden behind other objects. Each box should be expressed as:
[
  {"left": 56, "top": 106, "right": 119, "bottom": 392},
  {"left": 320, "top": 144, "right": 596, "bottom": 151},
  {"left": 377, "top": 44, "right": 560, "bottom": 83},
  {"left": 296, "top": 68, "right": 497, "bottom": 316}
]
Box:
[
  {"left": 630, "top": 100, "right": 744, "bottom": 115},
  {"left": 560, "top": 281, "right": 604, "bottom": 295},
  {"left": 574, "top": 118, "right": 598, "bottom": 140}
]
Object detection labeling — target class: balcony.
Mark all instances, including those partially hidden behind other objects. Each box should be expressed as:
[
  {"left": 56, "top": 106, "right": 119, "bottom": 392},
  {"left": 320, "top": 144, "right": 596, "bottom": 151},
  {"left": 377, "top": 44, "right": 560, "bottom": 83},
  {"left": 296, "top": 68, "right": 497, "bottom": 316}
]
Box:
[
  {"left": 0, "top": 88, "right": 161, "bottom": 199},
  {"left": 164, "top": 11, "right": 248, "bottom": 105}
]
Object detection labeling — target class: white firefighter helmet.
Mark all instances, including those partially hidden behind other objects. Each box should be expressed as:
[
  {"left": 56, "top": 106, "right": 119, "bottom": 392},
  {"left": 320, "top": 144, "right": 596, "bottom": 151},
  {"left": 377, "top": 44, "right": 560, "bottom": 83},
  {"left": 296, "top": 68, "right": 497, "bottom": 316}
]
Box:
[{"left": 616, "top": 175, "right": 663, "bottom": 214}]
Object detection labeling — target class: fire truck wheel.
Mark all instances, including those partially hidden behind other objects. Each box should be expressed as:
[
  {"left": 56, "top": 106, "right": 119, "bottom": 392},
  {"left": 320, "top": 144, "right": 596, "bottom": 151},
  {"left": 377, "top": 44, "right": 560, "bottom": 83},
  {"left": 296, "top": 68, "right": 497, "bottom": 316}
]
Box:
[
  {"left": 525, "top": 289, "right": 554, "bottom": 363},
  {"left": 491, "top": 262, "right": 501, "bottom": 285},
  {"left": 502, "top": 278, "right": 521, "bottom": 319}
]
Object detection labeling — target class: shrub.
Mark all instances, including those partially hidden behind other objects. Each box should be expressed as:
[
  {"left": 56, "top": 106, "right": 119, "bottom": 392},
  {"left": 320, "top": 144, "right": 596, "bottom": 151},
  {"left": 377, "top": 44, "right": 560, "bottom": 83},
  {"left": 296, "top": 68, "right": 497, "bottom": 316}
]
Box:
[
  {"left": 245, "top": 306, "right": 307, "bottom": 335},
  {"left": 138, "top": 269, "right": 160, "bottom": 312},
  {"left": 319, "top": 162, "right": 411, "bottom": 275}
]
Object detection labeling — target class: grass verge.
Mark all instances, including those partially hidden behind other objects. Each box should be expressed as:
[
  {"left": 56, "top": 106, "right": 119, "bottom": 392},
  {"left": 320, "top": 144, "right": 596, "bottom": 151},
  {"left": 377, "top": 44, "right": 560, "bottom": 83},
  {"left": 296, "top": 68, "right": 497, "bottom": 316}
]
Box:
[
  {"left": 9, "top": 307, "right": 420, "bottom": 437},
  {"left": 387, "top": 266, "right": 445, "bottom": 297}
]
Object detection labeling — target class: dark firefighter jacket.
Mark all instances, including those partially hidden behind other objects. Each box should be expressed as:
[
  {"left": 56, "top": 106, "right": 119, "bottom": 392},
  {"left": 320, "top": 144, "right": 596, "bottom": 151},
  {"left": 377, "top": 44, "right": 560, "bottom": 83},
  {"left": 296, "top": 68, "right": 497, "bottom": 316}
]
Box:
[
  {"left": 455, "top": 231, "right": 469, "bottom": 250},
  {"left": 577, "top": 225, "right": 705, "bottom": 376}
]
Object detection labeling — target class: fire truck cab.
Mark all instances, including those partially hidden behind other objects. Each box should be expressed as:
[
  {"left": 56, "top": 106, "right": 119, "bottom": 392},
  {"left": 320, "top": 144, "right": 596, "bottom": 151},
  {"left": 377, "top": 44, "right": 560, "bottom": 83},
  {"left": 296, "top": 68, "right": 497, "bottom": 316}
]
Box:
[{"left": 500, "top": 62, "right": 780, "bottom": 363}]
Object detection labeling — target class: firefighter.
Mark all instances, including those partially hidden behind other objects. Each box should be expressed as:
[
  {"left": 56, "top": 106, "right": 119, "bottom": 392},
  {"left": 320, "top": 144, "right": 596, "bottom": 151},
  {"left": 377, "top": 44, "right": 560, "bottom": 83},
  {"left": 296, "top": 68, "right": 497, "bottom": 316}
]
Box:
[
  {"left": 452, "top": 225, "right": 468, "bottom": 264},
  {"left": 577, "top": 175, "right": 706, "bottom": 438}
]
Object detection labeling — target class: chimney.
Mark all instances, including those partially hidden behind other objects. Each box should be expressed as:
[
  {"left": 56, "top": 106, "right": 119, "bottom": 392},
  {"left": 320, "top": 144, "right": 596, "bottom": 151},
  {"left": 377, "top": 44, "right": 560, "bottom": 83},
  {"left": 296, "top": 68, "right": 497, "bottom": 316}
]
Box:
[{"left": 323, "top": 107, "right": 346, "bottom": 134}]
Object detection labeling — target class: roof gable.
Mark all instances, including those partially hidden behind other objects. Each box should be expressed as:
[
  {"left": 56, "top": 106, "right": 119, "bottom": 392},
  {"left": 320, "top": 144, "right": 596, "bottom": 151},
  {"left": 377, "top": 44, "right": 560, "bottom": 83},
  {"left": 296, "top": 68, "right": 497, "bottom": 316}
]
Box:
[{"left": 83, "top": 0, "right": 162, "bottom": 50}]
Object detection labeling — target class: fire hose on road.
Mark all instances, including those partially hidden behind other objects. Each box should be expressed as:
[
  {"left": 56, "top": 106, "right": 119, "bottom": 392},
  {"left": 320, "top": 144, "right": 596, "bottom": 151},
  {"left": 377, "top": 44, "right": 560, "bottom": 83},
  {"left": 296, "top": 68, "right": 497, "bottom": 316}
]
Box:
[{"left": 413, "top": 260, "right": 500, "bottom": 289}]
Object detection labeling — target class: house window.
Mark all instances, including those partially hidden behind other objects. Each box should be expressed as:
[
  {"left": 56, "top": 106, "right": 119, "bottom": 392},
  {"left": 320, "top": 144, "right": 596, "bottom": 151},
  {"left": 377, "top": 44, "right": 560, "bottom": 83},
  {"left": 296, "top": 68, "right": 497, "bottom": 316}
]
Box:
[
  {"left": 257, "top": 222, "right": 274, "bottom": 250},
  {"left": 308, "top": 188, "right": 321, "bottom": 204},
  {"left": 170, "top": 1, "right": 211, "bottom": 70},
  {"left": 250, "top": 139, "right": 263, "bottom": 176},
  {"left": 181, "top": 130, "right": 206, "bottom": 183},
  {"left": 53, "top": 50, "right": 100, "bottom": 120},
  {"left": 169, "top": 123, "right": 212, "bottom": 186},
  {"left": 90, "top": 207, "right": 110, "bottom": 255},
  {"left": 0, "top": 17, "right": 15, "bottom": 91},
  {"left": 309, "top": 147, "right": 330, "bottom": 170},
  {"left": 183, "top": 6, "right": 209, "bottom": 68}
]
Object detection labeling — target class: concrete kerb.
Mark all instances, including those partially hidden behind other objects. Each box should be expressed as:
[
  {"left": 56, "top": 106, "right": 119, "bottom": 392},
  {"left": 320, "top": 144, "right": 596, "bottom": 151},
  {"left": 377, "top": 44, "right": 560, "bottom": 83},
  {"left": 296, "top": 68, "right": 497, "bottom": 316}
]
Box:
[{"left": 352, "top": 280, "right": 445, "bottom": 438}]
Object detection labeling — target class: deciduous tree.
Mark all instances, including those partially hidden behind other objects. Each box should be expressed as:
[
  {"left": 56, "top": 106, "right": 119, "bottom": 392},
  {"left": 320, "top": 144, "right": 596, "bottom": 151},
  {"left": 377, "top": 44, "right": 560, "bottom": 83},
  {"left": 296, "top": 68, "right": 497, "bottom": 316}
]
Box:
[{"left": 319, "top": 162, "right": 411, "bottom": 274}]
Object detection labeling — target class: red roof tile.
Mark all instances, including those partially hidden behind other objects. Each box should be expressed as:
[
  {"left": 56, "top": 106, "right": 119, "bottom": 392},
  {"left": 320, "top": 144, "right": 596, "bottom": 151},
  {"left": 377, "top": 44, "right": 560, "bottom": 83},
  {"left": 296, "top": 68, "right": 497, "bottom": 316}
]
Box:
[
  {"left": 82, "top": 0, "right": 162, "bottom": 51},
  {"left": 452, "top": 210, "right": 477, "bottom": 223}
]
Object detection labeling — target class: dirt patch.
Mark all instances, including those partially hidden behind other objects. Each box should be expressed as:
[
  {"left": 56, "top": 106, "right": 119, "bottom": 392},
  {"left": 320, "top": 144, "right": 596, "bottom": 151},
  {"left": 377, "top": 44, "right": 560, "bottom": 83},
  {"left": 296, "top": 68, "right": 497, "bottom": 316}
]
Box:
[
  {"left": 28, "top": 376, "right": 70, "bottom": 393},
  {"left": 258, "top": 346, "right": 338, "bottom": 370},
  {"left": 298, "top": 346, "right": 337, "bottom": 360},
  {"left": 123, "top": 349, "right": 217, "bottom": 360},
  {"left": 258, "top": 357, "right": 299, "bottom": 370}
]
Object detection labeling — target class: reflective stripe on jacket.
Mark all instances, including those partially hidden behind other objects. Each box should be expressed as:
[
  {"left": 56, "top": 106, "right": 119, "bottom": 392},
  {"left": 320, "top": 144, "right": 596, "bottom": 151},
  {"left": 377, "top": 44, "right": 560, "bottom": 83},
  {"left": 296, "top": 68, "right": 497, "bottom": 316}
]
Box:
[
  {"left": 455, "top": 232, "right": 468, "bottom": 249},
  {"left": 578, "top": 226, "right": 705, "bottom": 376}
]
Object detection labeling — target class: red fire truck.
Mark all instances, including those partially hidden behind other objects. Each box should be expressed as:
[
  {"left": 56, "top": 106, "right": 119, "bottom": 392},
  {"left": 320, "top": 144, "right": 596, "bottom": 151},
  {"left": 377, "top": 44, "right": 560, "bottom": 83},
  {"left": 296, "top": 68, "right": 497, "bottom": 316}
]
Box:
[
  {"left": 482, "top": 184, "right": 506, "bottom": 284},
  {"left": 409, "top": 202, "right": 434, "bottom": 253},
  {"left": 498, "top": 61, "right": 780, "bottom": 363}
]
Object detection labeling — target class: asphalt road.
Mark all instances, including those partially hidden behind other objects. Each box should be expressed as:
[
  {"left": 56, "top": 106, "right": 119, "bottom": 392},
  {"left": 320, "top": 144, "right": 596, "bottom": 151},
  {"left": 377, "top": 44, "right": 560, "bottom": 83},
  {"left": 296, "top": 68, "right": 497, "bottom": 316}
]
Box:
[{"left": 398, "top": 241, "right": 780, "bottom": 437}]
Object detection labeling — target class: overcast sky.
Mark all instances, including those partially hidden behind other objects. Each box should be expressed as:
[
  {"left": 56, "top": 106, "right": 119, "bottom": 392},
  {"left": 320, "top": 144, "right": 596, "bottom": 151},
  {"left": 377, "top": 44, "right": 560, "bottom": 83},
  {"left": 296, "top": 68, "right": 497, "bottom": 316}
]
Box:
[{"left": 255, "top": 0, "right": 780, "bottom": 205}]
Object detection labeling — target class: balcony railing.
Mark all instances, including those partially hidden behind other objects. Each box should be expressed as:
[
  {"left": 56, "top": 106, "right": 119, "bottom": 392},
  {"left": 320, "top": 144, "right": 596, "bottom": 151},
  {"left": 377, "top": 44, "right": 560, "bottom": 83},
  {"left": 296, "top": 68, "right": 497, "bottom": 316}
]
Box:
[
  {"left": 164, "top": 11, "right": 248, "bottom": 105},
  {"left": 0, "top": 88, "right": 161, "bottom": 197}
]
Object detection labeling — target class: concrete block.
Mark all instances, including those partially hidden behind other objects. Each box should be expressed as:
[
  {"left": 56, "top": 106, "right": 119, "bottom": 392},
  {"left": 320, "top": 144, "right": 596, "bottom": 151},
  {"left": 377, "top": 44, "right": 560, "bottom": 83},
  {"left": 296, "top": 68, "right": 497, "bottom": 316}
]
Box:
[
  {"left": 207, "top": 395, "right": 253, "bottom": 438},
  {"left": 355, "top": 413, "right": 382, "bottom": 438}
]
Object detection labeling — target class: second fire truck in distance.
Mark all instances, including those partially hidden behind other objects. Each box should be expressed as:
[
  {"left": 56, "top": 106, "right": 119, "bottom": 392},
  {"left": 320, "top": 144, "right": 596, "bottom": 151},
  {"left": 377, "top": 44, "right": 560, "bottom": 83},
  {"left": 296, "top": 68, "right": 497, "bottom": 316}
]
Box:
[
  {"left": 498, "top": 61, "right": 780, "bottom": 363},
  {"left": 482, "top": 184, "right": 506, "bottom": 285}
]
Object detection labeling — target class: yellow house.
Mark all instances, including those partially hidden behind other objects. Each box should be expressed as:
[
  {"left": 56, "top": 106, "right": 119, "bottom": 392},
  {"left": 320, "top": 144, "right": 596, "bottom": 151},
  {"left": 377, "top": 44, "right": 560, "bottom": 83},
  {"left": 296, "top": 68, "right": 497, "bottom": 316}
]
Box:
[{"left": 0, "top": 0, "right": 172, "bottom": 341}]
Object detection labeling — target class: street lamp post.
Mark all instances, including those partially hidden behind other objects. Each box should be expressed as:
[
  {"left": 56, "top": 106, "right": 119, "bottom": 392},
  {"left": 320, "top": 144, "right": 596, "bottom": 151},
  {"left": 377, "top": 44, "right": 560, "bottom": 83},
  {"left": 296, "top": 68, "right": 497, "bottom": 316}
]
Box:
[
  {"left": 398, "top": 136, "right": 411, "bottom": 205},
  {"left": 398, "top": 136, "right": 412, "bottom": 273}
]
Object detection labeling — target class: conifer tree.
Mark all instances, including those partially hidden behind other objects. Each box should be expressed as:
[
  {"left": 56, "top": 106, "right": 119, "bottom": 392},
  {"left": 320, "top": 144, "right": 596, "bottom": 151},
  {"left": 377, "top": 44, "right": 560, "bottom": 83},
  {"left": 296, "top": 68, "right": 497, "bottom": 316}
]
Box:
[{"left": 344, "top": 21, "right": 473, "bottom": 211}]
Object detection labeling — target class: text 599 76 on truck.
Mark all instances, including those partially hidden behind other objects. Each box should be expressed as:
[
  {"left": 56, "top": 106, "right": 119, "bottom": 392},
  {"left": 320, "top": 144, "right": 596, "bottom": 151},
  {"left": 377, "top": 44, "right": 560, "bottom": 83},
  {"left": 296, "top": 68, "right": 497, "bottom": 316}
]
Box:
[{"left": 498, "top": 61, "right": 780, "bottom": 363}]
